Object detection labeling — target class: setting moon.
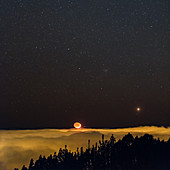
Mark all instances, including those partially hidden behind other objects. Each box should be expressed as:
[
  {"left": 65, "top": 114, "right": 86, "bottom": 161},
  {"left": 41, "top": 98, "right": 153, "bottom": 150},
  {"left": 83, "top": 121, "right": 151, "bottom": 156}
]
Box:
[{"left": 74, "top": 122, "right": 82, "bottom": 129}]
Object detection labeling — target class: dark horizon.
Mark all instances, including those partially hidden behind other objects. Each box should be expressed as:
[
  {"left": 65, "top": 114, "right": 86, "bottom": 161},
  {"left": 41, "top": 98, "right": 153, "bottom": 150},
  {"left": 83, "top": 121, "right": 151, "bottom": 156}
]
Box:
[{"left": 0, "top": 124, "right": 169, "bottom": 130}]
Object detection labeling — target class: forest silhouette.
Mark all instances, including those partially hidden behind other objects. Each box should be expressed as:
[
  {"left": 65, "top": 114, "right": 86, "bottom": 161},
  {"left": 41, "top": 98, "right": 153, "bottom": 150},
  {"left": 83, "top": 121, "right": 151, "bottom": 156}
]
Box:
[{"left": 16, "top": 133, "right": 170, "bottom": 170}]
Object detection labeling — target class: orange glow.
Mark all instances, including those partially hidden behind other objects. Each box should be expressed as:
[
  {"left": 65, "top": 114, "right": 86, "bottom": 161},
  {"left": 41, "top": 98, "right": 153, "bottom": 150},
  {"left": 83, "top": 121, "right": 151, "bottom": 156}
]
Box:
[
  {"left": 74, "top": 122, "right": 82, "bottom": 129},
  {"left": 1, "top": 126, "right": 170, "bottom": 170},
  {"left": 137, "top": 107, "right": 141, "bottom": 111}
]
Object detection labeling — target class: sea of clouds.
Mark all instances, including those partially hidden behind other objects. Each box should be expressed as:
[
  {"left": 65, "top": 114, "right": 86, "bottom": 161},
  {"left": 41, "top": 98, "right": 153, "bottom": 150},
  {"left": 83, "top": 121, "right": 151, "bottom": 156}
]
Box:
[{"left": 0, "top": 126, "right": 170, "bottom": 170}]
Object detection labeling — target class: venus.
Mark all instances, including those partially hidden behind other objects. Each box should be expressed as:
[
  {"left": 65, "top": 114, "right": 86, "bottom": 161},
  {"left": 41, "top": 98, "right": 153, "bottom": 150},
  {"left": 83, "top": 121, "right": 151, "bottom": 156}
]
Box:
[
  {"left": 137, "top": 107, "right": 141, "bottom": 111},
  {"left": 74, "top": 122, "right": 82, "bottom": 129}
]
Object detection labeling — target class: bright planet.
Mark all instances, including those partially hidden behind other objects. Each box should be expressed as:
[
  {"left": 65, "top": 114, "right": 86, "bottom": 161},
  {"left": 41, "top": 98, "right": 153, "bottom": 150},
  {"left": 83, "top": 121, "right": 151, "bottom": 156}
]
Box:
[
  {"left": 74, "top": 122, "right": 82, "bottom": 129},
  {"left": 137, "top": 107, "right": 141, "bottom": 111}
]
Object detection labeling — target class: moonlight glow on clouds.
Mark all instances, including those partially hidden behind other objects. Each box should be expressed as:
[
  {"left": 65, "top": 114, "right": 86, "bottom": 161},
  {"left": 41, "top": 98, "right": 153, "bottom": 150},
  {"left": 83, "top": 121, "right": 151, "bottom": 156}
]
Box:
[{"left": 0, "top": 126, "right": 170, "bottom": 170}]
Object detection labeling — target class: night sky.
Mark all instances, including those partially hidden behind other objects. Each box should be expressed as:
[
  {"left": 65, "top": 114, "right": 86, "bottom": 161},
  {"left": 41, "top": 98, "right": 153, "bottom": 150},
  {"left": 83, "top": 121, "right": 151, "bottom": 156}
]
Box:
[{"left": 0, "top": 0, "right": 169, "bottom": 128}]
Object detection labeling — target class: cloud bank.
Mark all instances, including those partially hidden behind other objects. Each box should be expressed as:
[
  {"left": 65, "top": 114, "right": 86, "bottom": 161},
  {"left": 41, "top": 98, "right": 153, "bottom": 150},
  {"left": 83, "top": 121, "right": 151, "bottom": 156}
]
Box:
[{"left": 0, "top": 126, "right": 170, "bottom": 170}]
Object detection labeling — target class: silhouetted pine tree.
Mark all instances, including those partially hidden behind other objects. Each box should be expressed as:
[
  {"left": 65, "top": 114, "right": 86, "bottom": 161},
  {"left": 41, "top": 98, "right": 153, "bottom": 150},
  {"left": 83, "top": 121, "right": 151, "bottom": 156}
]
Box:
[{"left": 17, "top": 133, "right": 170, "bottom": 170}]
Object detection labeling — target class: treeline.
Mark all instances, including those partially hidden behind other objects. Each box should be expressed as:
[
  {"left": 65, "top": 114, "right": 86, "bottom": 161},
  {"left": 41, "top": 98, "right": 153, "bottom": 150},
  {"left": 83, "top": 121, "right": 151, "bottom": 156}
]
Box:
[{"left": 16, "top": 133, "right": 170, "bottom": 170}]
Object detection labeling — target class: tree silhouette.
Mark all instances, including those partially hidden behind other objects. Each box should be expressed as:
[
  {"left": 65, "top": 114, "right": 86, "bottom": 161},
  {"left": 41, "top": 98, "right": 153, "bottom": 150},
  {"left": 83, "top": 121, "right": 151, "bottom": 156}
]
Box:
[
  {"left": 17, "top": 134, "right": 170, "bottom": 170},
  {"left": 29, "top": 159, "right": 34, "bottom": 169}
]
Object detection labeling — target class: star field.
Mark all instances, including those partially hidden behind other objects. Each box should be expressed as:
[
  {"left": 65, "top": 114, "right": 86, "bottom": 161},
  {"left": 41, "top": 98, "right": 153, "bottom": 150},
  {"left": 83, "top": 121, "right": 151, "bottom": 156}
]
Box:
[{"left": 0, "top": 0, "right": 169, "bottom": 128}]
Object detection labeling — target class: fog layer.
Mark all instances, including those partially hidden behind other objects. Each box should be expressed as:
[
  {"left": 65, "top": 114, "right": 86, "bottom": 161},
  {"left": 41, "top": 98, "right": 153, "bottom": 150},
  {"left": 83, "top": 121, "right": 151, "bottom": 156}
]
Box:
[{"left": 0, "top": 126, "right": 170, "bottom": 170}]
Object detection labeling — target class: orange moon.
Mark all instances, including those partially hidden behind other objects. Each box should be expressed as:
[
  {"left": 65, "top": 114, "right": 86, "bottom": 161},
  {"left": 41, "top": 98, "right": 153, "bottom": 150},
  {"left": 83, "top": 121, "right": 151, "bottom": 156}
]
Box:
[{"left": 74, "top": 122, "right": 82, "bottom": 129}]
